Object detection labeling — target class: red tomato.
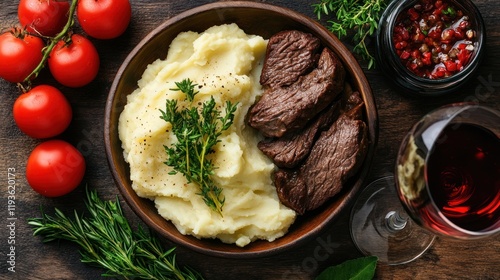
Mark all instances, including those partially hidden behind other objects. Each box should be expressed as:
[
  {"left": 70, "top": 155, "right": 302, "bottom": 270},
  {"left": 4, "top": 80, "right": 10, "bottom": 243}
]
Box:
[
  {"left": 13, "top": 85, "right": 72, "bottom": 139},
  {"left": 48, "top": 34, "right": 100, "bottom": 87},
  {"left": 0, "top": 31, "right": 44, "bottom": 83},
  {"left": 18, "top": 0, "right": 70, "bottom": 37},
  {"left": 26, "top": 140, "right": 86, "bottom": 197},
  {"left": 77, "top": 0, "right": 131, "bottom": 39}
]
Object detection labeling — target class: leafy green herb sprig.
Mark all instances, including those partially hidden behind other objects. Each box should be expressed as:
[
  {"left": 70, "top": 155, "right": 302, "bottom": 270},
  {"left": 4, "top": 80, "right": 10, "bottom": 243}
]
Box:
[
  {"left": 28, "top": 189, "right": 203, "bottom": 280},
  {"left": 160, "top": 79, "right": 238, "bottom": 216},
  {"left": 313, "top": 0, "right": 388, "bottom": 69}
]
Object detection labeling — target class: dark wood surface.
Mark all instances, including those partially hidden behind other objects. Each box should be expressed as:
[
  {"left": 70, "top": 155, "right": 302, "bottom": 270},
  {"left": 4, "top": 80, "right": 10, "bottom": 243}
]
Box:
[{"left": 1, "top": 0, "right": 499, "bottom": 279}]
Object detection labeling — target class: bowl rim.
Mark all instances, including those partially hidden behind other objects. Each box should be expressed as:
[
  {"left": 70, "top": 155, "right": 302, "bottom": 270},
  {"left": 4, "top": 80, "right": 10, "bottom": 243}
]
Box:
[{"left": 104, "top": 0, "right": 379, "bottom": 258}]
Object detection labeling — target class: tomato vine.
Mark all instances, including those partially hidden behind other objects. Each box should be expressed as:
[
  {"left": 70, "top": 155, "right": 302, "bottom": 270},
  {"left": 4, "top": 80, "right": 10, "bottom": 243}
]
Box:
[{"left": 22, "top": 0, "right": 79, "bottom": 88}]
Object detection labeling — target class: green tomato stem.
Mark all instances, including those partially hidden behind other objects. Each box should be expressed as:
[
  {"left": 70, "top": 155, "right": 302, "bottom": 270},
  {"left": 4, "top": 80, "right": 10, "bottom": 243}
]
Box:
[{"left": 22, "top": 0, "right": 79, "bottom": 87}]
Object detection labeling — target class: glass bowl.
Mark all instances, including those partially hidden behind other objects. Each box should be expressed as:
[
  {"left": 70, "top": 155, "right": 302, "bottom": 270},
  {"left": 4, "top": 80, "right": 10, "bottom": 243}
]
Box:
[{"left": 376, "top": 0, "right": 485, "bottom": 96}]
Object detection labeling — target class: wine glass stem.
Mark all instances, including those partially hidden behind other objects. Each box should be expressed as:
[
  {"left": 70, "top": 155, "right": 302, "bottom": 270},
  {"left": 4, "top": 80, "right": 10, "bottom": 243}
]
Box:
[{"left": 386, "top": 210, "right": 408, "bottom": 232}]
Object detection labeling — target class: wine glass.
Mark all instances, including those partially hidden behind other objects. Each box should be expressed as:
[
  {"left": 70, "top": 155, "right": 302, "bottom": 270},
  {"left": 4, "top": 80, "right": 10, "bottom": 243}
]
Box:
[{"left": 350, "top": 103, "right": 500, "bottom": 265}]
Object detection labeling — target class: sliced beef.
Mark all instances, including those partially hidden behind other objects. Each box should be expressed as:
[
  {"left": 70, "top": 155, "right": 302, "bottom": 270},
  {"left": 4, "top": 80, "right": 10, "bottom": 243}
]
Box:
[
  {"left": 274, "top": 171, "right": 308, "bottom": 213},
  {"left": 250, "top": 29, "right": 367, "bottom": 214},
  {"left": 301, "top": 115, "right": 368, "bottom": 212},
  {"left": 257, "top": 100, "right": 340, "bottom": 168},
  {"left": 339, "top": 83, "right": 364, "bottom": 120},
  {"left": 260, "top": 30, "right": 321, "bottom": 88},
  {"left": 257, "top": 83, "right": 363, "bottom": 169},
  {"left": 248, "top": 47, "right": 346, "bottom": 138},
  {"left": 274, "top": 99, "right": 368, "bottom": 214}
]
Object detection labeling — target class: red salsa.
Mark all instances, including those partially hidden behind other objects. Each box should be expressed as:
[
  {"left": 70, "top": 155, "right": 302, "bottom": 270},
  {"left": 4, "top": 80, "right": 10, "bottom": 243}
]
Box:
[{"left": 392, "top": 0, "right": 476, "bottom": 79}]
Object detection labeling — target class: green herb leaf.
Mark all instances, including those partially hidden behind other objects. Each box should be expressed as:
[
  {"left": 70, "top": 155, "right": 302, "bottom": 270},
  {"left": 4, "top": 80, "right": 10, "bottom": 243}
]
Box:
[
  {"left": 315, "top": 256, "right": 378, "bottom": 280},
  {"left": 28, "top": 188, "right": 204, "bottom": 280},
  {"left": 160, "top": 78, "right": 238, "bottom": 216},
  {"left": 442, "top": 6, "right": 456, "bottom": 17},
  {"left": 313, "top": 0, "right": 389, "bottom": 69}
]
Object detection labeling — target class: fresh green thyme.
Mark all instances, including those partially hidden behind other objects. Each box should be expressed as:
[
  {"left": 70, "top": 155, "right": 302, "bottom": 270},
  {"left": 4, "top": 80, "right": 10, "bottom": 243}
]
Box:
[
  {"left": 313, "top": 0, "right": 388, "bottom": 69},
  {"left": 160, "top": 78, "right": 238, "bottom": 216},
  {"left": 28, "top": 188, "right": 203, "bottom": 280}
]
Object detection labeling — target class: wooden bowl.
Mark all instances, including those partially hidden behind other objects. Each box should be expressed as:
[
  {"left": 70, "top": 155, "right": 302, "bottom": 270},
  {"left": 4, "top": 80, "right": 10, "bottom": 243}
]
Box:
[{"left": 104, "top": 1, "right": 378, "bottom": 258}]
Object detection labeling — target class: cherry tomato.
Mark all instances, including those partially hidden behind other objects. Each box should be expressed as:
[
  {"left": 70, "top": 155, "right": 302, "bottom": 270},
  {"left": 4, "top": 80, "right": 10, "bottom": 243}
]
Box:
[
  {"left": 26, "top": 140, "right": 86, "bottom": 197},
  {"left": 77, "top": 0, "right": 131, "bottom": 39},
  {"left": 0, "top": 30, "right": 44, "bottom": 83},
  {"left": 18, "top": 0, "right": 70, "bottom": 37},
  {"left": 13, "top": 85, "right": 72, "bottom": 139},
  {"left": 48, "top": 34, "right": 100, "bottom": 87}
]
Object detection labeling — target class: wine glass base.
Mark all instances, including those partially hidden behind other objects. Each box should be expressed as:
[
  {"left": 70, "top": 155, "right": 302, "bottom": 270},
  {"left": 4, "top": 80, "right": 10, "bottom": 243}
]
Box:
[{"left": 350, "top": 176, "right": 436, "bottom": 265}]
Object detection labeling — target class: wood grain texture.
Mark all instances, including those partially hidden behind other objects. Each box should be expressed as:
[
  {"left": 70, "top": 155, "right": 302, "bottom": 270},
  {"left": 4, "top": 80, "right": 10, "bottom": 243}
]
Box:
[{"left": 0, "top": 0, "right": 498, "bottom": 279}]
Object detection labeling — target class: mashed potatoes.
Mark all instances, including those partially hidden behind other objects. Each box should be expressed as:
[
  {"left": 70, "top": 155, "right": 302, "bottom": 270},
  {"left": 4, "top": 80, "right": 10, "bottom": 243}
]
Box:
[{"left": 118, "top": 24, "right": 296, "bottom": 247}]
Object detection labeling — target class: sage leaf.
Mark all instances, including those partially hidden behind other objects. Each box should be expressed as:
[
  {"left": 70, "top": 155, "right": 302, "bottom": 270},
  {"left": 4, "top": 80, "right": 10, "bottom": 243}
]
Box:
[{"left": 315, "top": 256, "right": 378, "bottom": 280}]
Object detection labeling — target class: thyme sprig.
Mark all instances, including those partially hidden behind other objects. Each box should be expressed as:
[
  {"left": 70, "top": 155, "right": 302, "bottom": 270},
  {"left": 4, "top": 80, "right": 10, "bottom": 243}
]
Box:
[
  {"left": 28, "top": 189, "right": 203, "bottom": 280},
  {"left": 160, "top": 79, "right": 238, "bottom": 216},
  {"left": 313, "top": 0, "right": 388, "bottom": 69}
]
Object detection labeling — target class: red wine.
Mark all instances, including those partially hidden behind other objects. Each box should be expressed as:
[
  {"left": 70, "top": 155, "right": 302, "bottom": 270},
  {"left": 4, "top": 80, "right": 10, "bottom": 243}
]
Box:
[{"left": 426, "top": 123, "right": 500, "bottom": 232}]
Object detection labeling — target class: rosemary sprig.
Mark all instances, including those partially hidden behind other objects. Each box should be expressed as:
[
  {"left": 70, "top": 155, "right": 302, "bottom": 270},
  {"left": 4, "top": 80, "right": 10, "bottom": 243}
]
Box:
[
  {"left": 28, "top": 188, "right": 204, "bottom": 280},
  {"left": 160, "top": 79, "right": 238, "bottom": 216},
  {"left": 313, "top": 0, "right": 388, "bottom": 69}
]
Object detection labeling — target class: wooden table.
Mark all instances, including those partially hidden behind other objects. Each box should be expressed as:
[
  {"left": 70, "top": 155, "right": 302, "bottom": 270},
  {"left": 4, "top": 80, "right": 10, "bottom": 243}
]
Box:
[{"left": 1, "top": 0, "right": 499, "bottom": 279}]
